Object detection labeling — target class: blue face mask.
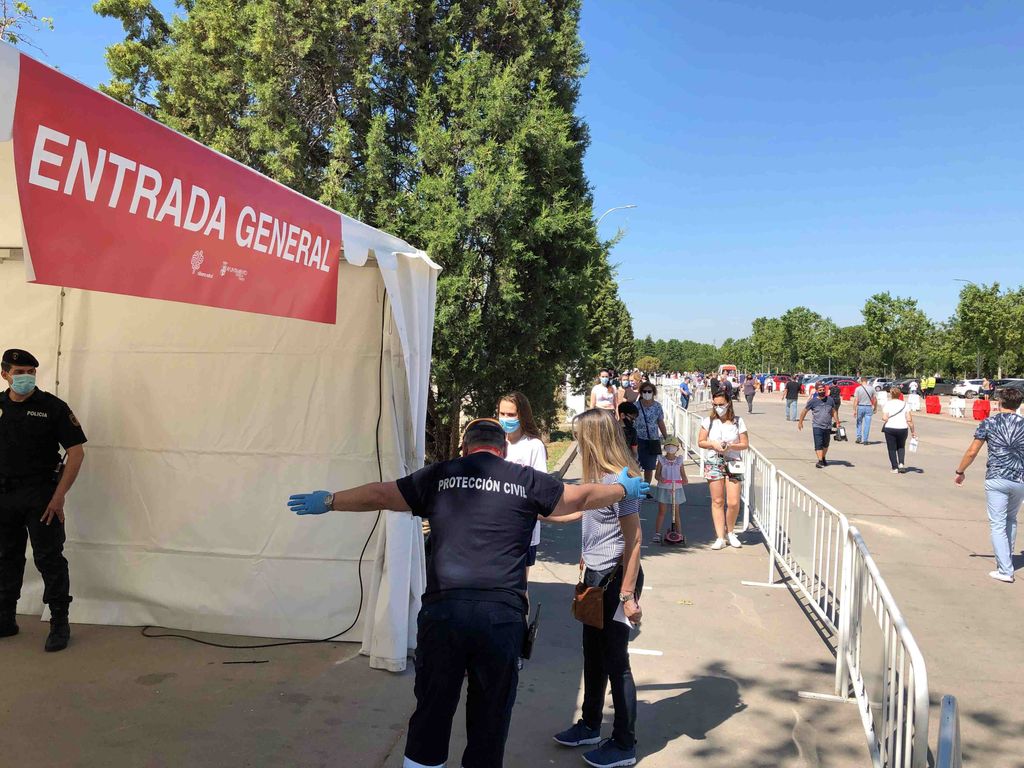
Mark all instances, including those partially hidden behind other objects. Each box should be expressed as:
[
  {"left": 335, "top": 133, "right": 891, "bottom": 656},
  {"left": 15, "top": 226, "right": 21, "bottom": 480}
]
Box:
[
  {"left": 499, "top": 418, "right": 521, "bottom": 434},
  {"left": 10, "top": 374, "right": 36, "bottom": 396}
]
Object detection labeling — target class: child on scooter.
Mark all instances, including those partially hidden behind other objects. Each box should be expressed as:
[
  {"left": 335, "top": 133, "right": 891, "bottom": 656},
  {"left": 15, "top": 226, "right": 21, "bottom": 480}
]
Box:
[{"left": 652, "top": 436, "right": 688, "bottom": 544}]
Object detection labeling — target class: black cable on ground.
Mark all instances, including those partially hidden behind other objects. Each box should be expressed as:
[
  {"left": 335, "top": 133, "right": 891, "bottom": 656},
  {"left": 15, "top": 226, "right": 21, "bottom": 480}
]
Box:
[{"left": 141, "top": 293, "right": 390, "bottom": 650}]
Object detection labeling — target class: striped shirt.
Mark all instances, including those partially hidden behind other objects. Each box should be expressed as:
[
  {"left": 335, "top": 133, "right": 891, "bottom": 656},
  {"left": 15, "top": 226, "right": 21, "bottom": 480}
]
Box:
[{"left": 582, "top": 473, "right": 641, "bottom": 571}]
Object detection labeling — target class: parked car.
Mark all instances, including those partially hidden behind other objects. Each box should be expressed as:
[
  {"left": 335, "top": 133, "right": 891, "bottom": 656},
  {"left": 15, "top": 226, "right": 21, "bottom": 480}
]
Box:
[
  {"left": 925, "top": 377, "right": 958, "bottom": 396},
  {"left": 870, "top": 377, "right": 895, "bottom": 391},
  {"left": 953, "top": 378, "right": 984, "bottom": 398},
  {"left": 991, "top": 379, "right": 1024, "bottom": 398}
]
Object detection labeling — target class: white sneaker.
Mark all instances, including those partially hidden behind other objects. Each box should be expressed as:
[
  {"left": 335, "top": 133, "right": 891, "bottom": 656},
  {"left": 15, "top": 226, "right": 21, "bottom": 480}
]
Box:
[
  {"left": 891, "top": 469, "right": 899, "bottom": 474},
  {"left": 727, "top": 532, "right": 743, "bottom": 548},
  {"left": 710, "top": 538, "right": 726, "bottom": 550},
  {"left": 989, "top": 570, "right": 1015, "bottom": 583}
]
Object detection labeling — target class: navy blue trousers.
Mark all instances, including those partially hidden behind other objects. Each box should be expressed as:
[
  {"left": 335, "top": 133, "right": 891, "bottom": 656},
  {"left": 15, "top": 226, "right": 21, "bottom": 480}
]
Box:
[{"left": 405, "top": 597, "right": 525, "bottom": 768}]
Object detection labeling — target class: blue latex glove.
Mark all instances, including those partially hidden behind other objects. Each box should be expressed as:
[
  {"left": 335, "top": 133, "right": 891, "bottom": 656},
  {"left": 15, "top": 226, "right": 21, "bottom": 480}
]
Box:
[
  {"left": 617, "top": 467, "right": 651, "bottom": 499},
  {"left": 288, "top": 490, "right": 332, "bottom": 515}
]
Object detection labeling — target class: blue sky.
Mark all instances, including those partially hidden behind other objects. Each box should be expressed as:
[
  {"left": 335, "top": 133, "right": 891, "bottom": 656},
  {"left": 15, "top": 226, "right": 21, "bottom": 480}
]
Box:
[{"left": 22, "top": 1, "right": 1024, "bottom": 344}]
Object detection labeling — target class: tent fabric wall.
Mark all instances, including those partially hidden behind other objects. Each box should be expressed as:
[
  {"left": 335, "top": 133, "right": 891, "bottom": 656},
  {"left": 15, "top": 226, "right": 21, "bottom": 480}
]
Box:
[
  {"left": 0, "top": 41, "right": 438, "bottom": 671},
  {"left": 2, "top": 257, "right": 429, "bottom": 670}
]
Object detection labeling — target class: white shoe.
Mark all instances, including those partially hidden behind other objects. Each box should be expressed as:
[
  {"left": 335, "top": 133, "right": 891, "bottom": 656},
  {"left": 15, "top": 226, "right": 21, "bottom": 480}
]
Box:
[
  {"left": 727, "top": 532, "right": 742, "bottom": 548},
  {"left": 891, "top": 469, "right": 899, "bottom": 474},
  {"left": 710, "top": 538, "right": 726, "bottom": 550},
  {"left": 989, "top": 570, "right": 1015, "bottom": 583}
]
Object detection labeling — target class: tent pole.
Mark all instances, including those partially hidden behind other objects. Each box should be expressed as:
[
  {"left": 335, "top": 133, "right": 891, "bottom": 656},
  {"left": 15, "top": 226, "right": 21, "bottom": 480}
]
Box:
[{"left": 54, "top": 287, "right": 66, "bottom": 397}]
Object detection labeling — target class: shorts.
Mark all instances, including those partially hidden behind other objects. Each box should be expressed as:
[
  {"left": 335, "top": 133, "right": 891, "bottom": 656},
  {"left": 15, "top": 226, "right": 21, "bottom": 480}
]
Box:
[
  {"left": 703, "top": 455, "right": 742, "bottom": 483},
  {"left": 812, "top": 427, "right": 832, "bottom": 451},
  {"left": 526, "top": 545, "right": 538, "bottom": 567},
  {"left": 637, "top": 440, "right": 659, "bottom": 471},
  {"left": 655, "top": 484, "right": 686, "bottom": 504}
]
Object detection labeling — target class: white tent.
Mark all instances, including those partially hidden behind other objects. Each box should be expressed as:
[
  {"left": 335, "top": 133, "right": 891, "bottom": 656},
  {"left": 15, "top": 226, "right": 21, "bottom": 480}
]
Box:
[{"left": 0, "top": 43, "right": 437, "bottom": 672}]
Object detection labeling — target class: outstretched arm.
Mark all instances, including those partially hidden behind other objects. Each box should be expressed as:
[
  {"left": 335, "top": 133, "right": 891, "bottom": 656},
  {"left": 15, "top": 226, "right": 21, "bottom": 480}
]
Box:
[{"left": 289, "top": 482, "right": 411, "bottom": 515}]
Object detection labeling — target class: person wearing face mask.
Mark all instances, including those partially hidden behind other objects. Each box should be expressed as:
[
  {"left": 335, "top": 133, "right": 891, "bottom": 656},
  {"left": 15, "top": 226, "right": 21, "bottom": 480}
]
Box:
[
  {"left": 618, "top": 374, "right": 637, "bottom": 405},
  {"left": 652, "top": 436, "right": 688, "bottom": 544},
  {"left": 634, "top": 383, "right": 668, "bottom": 486},
  {"left": 590, "top": 369, "right": 618, "bottom": 416},
  {"left": 0, "top": 349, "right": 87, "bottom": 652},
  {"left": 798, "top": 383, "right": 841, "bottom": 468},
  {"left": 698, "top": 394, "right": 749, "bottom": 550},
  {"left": 498, "top": 392, "right": 547, "bottom": 576}
]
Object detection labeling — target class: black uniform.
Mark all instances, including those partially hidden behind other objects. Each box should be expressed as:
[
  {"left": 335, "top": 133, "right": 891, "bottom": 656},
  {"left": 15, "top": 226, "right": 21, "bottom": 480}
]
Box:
[
  {"left": 396, "top": 450, "right": 564, "bottom": 768},
  {"left": 0, "top": 388, "right": 87, "bottom": 617}
]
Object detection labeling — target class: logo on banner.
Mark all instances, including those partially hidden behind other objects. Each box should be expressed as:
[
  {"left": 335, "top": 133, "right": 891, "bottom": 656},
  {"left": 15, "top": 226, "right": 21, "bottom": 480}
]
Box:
[
  {"left": 190, "top": 250, "right": 214, "bottom": 279},
  {"left": 220, "top": 261, "right": 248, "bottom": 282}
]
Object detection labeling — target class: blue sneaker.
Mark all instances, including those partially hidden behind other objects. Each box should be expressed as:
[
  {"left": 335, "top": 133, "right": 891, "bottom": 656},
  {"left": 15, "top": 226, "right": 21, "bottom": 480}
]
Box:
[
  {"left": 582, "top": 738, "right": 637, "bottom": 767},
  {"left": 553, "top": 720, "right": 602, "bottom": 747}
]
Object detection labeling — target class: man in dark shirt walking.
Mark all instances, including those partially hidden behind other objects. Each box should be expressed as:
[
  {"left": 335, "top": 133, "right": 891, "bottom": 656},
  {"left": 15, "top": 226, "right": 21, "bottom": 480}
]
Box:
[
  {"left": 784, "top": 378, "right": 802, "bottom": 421},
  {"left": 798, "top": 382, "right": 841, "bottom": 468},
  {"left": 287, "top": 418, "right": 650, "bottom": 768}
]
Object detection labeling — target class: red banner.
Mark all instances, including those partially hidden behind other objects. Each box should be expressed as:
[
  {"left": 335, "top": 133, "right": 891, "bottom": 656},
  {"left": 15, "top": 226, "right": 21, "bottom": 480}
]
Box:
[{"left": 12, "top": 55, "right": 339, "bottom": 323}]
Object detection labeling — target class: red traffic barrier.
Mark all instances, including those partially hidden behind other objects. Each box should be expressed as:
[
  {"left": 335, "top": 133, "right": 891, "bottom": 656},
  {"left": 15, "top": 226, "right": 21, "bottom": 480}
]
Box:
[
  {"left": 841, "top": 385, "right": 854, "bottom": 401},
  {"left": 973, "top": 399, "right": 991, "bottom": 420},
  {"left": 925, "top": 395, "right": 941, "bottom": 414}
]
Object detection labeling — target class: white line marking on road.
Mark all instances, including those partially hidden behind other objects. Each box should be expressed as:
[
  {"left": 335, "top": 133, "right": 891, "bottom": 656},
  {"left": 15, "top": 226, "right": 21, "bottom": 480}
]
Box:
[{"left": 628, "top": 648, "right": 663, "bottom": 656}]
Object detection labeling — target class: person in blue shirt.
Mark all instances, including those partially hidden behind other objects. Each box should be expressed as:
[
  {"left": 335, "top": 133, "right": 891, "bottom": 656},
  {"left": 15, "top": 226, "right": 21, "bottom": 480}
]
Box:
[{"left": 678, "top": 377, "right": 691, "bottom": 410}]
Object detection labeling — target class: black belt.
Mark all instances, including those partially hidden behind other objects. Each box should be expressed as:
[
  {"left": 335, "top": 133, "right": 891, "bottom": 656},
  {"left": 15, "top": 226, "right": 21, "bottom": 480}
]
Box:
[{"left": 422, "top": 588, "right": 526, "bottom": 613}]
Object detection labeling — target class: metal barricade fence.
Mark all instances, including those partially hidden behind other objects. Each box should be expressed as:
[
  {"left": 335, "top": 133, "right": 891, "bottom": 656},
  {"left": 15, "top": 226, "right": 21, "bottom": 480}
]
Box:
[
  {"left": 653, "top": 378, "right": 951, "bottom": 767},
  {"left": 837, "top": 528, "right": 930, "bottom": 768}
]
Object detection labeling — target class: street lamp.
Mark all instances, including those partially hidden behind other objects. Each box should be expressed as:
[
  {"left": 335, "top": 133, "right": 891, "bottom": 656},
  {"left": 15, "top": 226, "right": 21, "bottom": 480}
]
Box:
[{"left": 596, "top": 204, "right": 637, "bottom": 227}]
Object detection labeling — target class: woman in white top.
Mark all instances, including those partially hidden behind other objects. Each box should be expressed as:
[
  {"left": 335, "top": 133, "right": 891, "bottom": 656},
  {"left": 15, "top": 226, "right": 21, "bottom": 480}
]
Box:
[
  {"left": 881, "top": 386, "right": 917, "bottom": 473},
  {"left": 590, "top": 369, "right": 619, "bottom": 415},
  {"left": 498, "top": 391, "right": 548, "bottom": 572},
  {"left": 697, "top": 391, "right": 749, "bottom": 549}
]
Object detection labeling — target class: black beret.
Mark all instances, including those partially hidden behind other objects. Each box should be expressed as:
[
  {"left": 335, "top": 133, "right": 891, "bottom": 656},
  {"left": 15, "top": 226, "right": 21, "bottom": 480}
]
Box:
[{"left": 2, "top": 349, "right": 39, "bottom": 367}]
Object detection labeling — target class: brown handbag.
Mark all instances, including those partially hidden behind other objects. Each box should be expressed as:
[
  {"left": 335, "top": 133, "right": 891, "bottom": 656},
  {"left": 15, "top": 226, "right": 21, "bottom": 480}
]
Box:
[{"left": 571, "top": 561, "right": 616, "bottom": 629}]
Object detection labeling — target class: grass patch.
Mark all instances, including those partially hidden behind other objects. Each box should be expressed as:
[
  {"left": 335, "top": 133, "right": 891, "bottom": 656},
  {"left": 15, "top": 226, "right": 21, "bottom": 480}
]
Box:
[{"left": 546, "top": 424, "right": 575, "bottom": 473}]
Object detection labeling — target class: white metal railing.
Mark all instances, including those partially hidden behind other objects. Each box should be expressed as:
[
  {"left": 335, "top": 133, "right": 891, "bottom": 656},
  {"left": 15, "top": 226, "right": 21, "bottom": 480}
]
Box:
[
  {"left": 837, "top": 528, "right": 930, "bottom": 768},
  {"left": 653, "top": 387, "right": 951, "bottom": 768},
  {"left": 769, "top": 469, "right": 848, "bottom": 636},
  {"left": 936, "top": 696, "right": 962, "bottom": 768}
]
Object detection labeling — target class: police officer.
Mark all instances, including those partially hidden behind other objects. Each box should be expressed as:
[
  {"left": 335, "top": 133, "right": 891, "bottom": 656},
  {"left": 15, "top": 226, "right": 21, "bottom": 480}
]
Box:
[
  {"left": 0, "top": 349, "right": 87, "bottom": 652},
  {"left": 287, "top": 418, "right": 650, "bottom": 768}
]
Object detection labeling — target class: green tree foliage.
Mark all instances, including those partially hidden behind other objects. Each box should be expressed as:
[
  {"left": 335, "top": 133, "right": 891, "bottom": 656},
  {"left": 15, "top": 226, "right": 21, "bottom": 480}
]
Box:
[
  {"left": 953, "top": 283, "right": 1024, "bottom": 378},
  {"left": 96, "top": 0, "right": 608, "bottom": 460},
  {"left": 862, "top": 292, "right": 931, "bottom": 376},
  {"left": 1, "top": 0, "right": 54, "bottom": 49},
  {"left": 634, "top": 355, "right": 661, "bottom": 374},
  {"left": 635, "top": 286, "right": 1024, "bottom": 379}
]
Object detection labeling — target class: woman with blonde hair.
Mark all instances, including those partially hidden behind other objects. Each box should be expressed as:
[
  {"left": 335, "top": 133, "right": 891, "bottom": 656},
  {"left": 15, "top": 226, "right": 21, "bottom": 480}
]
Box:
[
  {"left": 698, "top": 390, "right": 749, "bottom": 550},
  {"left": 552, "top": 409, "right": 644, "bottom": 767},
  {"left": 498, "top": 391, "right": 547, "bottom": 572}
]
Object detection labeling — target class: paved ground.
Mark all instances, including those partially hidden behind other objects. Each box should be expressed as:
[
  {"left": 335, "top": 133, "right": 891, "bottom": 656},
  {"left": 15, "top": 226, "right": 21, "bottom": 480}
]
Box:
[
  {"left": 0, "top": 449, "right": 869, "bottom": 768},
  {"left": 735, "top": 391, "right": 1024, "bottom": 768}
]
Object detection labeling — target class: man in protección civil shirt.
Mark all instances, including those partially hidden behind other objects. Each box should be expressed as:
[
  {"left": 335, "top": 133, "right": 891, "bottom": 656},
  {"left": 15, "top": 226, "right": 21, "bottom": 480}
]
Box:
[
  {"left": 288, "top": 418, "right": 650, "bottom": 768},
  {"left": 0, "top": 348, "right": 87, "bottom": 652}
]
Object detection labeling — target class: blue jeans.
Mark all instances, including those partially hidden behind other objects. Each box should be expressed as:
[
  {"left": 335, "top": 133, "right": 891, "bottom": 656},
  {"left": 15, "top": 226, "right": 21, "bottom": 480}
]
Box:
[
  {"left": 856, "top": 405, "right": 873, "bottom": 442},
  {"left": 985, "top": 478, "right": 1024, "bottom": 577},
  {"left": 785, "top": 399, "right": 798, "bottom": 421}
]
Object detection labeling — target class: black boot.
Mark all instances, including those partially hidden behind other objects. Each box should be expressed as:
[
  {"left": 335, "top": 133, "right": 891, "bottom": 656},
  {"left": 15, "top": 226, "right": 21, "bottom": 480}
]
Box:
[
  {"left": 44, "top": 608, "right": 70, "bottom": 652},
  {"left": 0, "top": 611, "right": 18, "bottom": 638}
]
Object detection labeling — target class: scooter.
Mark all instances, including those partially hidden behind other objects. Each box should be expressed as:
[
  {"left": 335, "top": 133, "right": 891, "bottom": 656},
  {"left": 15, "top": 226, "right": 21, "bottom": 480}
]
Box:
[{"left": 663, "top": 482, "right": 685, "bottom": 546}]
